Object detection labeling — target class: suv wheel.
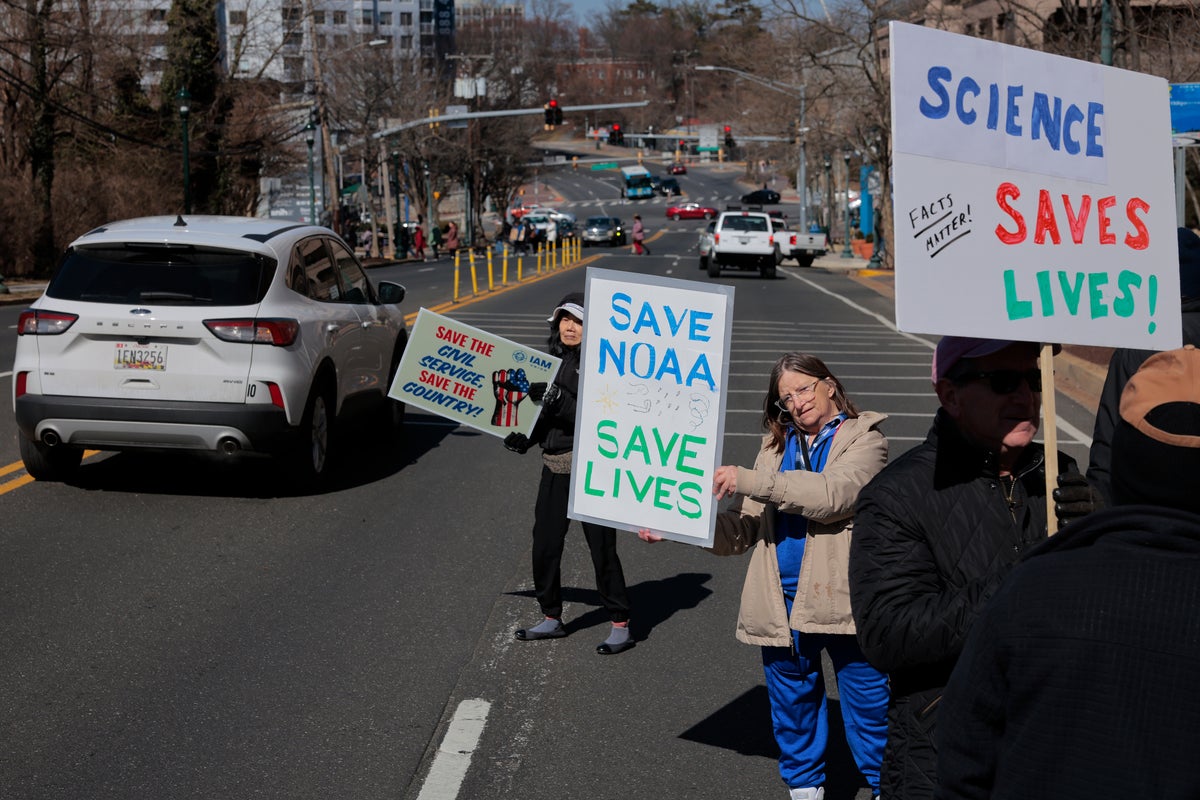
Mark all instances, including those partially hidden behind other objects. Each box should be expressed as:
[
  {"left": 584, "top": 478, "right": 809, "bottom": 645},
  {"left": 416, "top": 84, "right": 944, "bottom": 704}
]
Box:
[
  {"left": 760, "top": 261, "right": 777, "bottom": 279},
  {"left": 19, "top": 432, "right": 83, "bottom": 482},
  {"left": 294, "top": 379, "right": 335, "bottom": 483},
  {"left": 707, "top": 258, "right": 721, "bottom": 278}
]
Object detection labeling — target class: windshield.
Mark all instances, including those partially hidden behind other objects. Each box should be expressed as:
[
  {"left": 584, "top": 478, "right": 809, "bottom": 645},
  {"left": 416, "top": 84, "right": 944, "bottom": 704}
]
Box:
[{"left": 47, "top": 244, "right": 276, "bottom": 305}]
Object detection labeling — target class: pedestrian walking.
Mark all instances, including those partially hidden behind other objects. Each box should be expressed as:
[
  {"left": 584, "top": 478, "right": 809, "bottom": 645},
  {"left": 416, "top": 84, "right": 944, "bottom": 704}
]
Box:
[
  {"left": 444, "top": 221, "right": 460, "bottom": 258},
  {"left": 396, "top": 225, "right": 411, "bottom": 259},
  {"left": 848, "top": 336, "right": 1081, "bottom": 800},
  {"left": 503, "top": 293, "right": 634, "bottom": 655},
  {"left": 937, "top": 345, "right": 1200, "bottom": 800},
  {"left": 632, "top": 214, "right": 649, "bottom": 255},
  {"left": 412, "top": 225, "right": 426, "bottom": 260},
  {"left": 430, "top": 223, "right": 442, "bottom": 258},
  {"left": 644, "top": 353, "right": 889, "bottom": 800}
]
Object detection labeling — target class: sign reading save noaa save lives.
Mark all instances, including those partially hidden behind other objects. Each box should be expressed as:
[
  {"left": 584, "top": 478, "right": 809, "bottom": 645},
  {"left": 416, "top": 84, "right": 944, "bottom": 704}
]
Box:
[
  {"left": 891, "top": 22, "right": 1181, "bottom": 350},
  {"left": 568, "top": 269, "right": 734, "bottom": 548},
  {"left": 388, "top": 309, "right": 560, "bottom": 438}
]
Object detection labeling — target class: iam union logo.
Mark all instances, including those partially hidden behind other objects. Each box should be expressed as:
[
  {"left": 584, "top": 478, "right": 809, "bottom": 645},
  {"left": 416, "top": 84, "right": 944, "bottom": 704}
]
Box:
[{"left": 512, "top": 351, "right": 527, "bottom": 363}]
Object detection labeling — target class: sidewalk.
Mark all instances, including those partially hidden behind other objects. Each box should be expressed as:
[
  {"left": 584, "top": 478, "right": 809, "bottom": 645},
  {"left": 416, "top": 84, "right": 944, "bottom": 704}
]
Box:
[{"left": 0, "top": 281, "right": 47, "bottom": 306}]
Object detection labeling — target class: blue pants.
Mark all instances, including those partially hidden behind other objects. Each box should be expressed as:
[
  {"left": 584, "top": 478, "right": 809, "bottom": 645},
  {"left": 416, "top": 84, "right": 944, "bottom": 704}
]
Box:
[{"left": 761, "top": 632, "right": 889, "bottom": 791}]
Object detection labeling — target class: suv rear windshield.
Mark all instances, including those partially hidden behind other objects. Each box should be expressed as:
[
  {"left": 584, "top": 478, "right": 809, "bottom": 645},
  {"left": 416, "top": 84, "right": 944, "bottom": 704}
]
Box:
[
  {"left": 47, "top": 244, "right": 276, "bottom": 306},
  {"left": 723, "top": 216, "right": 769, "bottom": 232}
]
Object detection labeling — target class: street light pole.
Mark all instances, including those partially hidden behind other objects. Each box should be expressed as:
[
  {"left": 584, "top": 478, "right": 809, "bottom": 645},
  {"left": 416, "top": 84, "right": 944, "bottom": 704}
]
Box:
[
  {"left": 823, "top": 155, "right": 832, "bottom": 236},
  {"left": 841, "top": 150, "right": 853, "bottom": 258},
  {"left": 694, "top": 65, "right": 808, "bottom": 231},
  {"left": 305, "top": 121, "right": 316, "bottom": 225},
  {"left": 177, "top": 87, "right": 191, "bottom": 214}
]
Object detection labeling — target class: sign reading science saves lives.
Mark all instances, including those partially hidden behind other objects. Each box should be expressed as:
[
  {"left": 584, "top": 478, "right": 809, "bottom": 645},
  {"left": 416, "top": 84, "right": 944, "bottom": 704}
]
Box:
[
  {"left": 891, "top": 22, "right": 1181, "bottom": 350},
  {"left": 569, "top": 269, "right": 734, "bottom": 548}
]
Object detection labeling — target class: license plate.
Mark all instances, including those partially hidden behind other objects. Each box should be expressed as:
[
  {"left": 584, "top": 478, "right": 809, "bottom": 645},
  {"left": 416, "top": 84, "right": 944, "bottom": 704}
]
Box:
[{"left": 114, "top": 343, "right": 167, "bottom": 371}]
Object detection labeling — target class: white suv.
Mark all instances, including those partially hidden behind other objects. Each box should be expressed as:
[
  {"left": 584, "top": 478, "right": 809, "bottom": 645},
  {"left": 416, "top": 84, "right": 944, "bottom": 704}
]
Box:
[{"left": 12, "top": 215, "right": 409, "bottom": 484}]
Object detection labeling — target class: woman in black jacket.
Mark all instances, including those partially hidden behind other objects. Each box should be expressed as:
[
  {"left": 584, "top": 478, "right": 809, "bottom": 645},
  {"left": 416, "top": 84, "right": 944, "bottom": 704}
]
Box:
[{"left": 503, "top": 292, "right": 634, "bottom": 655}]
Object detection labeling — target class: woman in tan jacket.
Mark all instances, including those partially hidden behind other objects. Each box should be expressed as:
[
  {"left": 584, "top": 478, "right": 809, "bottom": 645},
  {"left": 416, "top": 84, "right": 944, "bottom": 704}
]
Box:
[{"left": 644, "top": 352, "right": 889, "bottom": 800}]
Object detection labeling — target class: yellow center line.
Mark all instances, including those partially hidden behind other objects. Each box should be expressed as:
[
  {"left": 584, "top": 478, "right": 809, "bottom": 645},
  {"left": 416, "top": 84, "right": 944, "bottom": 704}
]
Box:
[{"left": 0, "top": 449, "right": 102, "bottom": 495}]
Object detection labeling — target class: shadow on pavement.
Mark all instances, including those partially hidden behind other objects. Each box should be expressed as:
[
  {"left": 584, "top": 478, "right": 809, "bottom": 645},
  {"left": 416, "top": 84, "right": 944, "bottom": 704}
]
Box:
[
  {"left": 679, "top": 684, "right": 868, "bottom": 800},
  {"left": 506, "top": 571, "right": 715, "bottom": 640},
  {"left": 62, "top": 410, "right": 461, "bottom": 498}
]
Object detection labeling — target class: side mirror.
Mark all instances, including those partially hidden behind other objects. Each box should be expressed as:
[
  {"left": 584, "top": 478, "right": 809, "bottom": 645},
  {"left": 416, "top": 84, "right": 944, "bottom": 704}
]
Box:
[{"left": 377, "top": 281, "right": 406, "bottom": 305}]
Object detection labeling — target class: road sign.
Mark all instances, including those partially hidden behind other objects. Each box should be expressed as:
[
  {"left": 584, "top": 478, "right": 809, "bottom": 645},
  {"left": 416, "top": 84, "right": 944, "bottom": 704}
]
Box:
[
  {"left": 1170, "top": 83, "right": 1200, "bottom": 134},
  {"left": 590, "top": 162, "right": 618, "bottom": 170}
]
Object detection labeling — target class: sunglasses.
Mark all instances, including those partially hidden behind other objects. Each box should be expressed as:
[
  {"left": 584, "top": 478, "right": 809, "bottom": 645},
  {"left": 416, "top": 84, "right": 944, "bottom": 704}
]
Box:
[{"left": 955, "top": 368, "right": 1043, "bottom": 394}]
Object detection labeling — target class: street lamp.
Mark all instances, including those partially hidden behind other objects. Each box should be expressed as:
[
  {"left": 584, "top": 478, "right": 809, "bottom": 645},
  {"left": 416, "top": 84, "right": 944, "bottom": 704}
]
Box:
[
  {"left": 177, "top": 87, "right": 191, "bottom": 214},
  {"left": 841, "top": 150, "right": 854, "bottom": 258},
  {"left": 304, "top": 120, "right": 316, "bottom": 225},
  {"left": 823, "top": 154, "right": 833, "bottom": 237},
  {"left": 695, "top": 65, "right": 808, "bottom": 231},
  {"left": 424, "top": 162, "right": 433, "bottom": 235}
]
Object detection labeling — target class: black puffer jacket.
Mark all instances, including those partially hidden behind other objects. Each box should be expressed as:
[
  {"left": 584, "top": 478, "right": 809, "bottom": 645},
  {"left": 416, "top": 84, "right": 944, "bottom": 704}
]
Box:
[
  {"left": 848, "top": 409, "right": 1077, "bottom": 800},
  {"left": 530, "top": 345, "right": 579, "bottom": 456}
]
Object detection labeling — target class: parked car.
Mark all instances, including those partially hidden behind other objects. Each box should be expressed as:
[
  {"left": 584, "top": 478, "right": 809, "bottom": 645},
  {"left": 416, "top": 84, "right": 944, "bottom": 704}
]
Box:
[
  {"left": 12, "top": 215, "right": 409, "bottom": 485},
  {"left": 581, "top": 216, "right": 627, "bottom": 247},
  {"left": 669, "top": 162, "right": 688, "bottom": 175},
  {"left": 665, "top": 202, "right": 718, "bottom": 221},
  {"left": 658, "top": 178, "right": 682, "bottom": 196},
  {"left": 741, "top": 188, "right": 781, "bottom": 204}
]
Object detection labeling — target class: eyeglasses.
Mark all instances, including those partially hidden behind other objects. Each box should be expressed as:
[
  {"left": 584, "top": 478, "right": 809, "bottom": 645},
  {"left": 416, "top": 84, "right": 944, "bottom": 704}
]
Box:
[
  {"left": 774, "top": 379, "right": 823, "bottom": 412},
  {"left": 955, "top": 368, "right": 1042, "bottom": 394}
]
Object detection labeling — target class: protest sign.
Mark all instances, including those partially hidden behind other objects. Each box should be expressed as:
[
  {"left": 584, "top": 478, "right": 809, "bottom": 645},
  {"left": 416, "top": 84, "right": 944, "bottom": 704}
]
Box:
[
  {"left": 891, "top": 21, "right": 1180, "bottom": 351},
  {"left": 568, "top": 269, "right": 734, "bottom": 547},
  {"left": 388, "top": 308, "right": 560, "bottom": 438}
]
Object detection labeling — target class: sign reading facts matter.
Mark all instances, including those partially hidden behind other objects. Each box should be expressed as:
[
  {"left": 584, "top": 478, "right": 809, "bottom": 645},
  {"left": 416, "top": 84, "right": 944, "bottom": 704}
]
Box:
[{"left": 388, "top": 308, "right": 561, "bottom": 439}]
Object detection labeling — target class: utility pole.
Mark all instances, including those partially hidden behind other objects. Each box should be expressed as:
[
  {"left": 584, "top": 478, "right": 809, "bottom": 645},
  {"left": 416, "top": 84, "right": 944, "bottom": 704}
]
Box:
[{"left": 694, "top": 66, "right": 809, "bottom": 231}]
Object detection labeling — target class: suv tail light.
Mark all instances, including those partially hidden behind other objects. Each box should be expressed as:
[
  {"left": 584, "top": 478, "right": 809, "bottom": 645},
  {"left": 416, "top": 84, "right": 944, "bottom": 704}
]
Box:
[
  {"left": 714, "top": 233, "right": 720, "bottom": 244},
  {"left": 17, "top": 309, "right": 78, "bottom": 335},
  {"left": 204, "top": 318, "right": 299, "bottom": 346},
  {"left": 15, "top": 371, "right": 28, "bottom": 398}
]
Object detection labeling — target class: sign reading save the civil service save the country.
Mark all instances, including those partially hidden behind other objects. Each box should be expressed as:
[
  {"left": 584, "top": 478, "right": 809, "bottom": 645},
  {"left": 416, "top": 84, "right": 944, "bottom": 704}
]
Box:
[
  {"left": 388, "top": 309, "right": 560, "bottom": 439},
  {"left": 890, "top": 22, "right": 1180, "bottom": 350},
  {"left": 568, "top": 269, "right": 734, "bottom": 547}
]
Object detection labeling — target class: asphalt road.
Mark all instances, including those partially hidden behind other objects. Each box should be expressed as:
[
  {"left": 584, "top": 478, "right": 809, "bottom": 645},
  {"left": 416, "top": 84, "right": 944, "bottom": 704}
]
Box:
[{"left": 0, "top": 166, "right": 1099, "bottom": 800}]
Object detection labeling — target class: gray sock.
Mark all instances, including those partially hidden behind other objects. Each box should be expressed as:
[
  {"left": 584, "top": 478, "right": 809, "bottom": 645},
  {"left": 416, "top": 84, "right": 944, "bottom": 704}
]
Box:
[
  {"left": 603, "top": 624, "right": 631, "bottom": 646},
  {"left": 528, "top": 617, "right": 563, "bottom": 635}
]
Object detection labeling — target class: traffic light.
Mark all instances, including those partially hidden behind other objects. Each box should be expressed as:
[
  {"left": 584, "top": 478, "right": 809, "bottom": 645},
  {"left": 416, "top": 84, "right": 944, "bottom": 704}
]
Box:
[
  {"left": 611, "top": 124, "right": 622, "bottom": 146},
  {"left": 544, "top": 100, "right": 557, "bottom": 129},
  {"left": 553, "top": 102, "right": 563, "bottom": 126},
  {"left": 724, "top": 125, "right": 735, "bottom": 150}
]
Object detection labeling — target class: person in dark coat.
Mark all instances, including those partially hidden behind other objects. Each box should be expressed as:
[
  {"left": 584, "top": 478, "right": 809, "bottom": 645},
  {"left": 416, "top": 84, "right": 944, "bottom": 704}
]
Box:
[
  {"left": 1083, "top": 227, "right": 1200, "bottom": 504},
  {"left": 848, "top": 337, "right": 1078, "bottom": 800},
  {"left": 936, "top": 345, "right": 1200, "bottom": 800},
  {"left": 503, "top": 292, "right": 634, "bottom": 655}
]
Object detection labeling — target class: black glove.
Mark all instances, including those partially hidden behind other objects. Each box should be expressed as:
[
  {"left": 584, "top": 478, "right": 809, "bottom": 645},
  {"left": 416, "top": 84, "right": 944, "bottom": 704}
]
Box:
[
  {"left": 504, "top": 432, "right": 531, "bottom": 454},
  {"left": 1053, "top": 471, "right": 1106, "bottom": 527},
  {"left": 540, "top": 383, "right": 562, "bottom": 412},
  {"left": 528, "top": 382, "right": 548, "bottom": 403}
]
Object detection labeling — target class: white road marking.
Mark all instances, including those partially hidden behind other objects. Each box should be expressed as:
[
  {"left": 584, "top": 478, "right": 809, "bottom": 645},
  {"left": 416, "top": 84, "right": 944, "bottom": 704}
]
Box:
[{"left": 415, "top": 698, "right": 491, "bottom": 800}]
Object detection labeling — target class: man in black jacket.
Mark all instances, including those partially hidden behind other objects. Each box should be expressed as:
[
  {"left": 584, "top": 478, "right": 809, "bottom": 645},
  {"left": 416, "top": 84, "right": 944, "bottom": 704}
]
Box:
[
  {"left": 1086, "top": 226, "right": 1200, "bottom": 503},
  {"left": 936, "top": 345, "right": 1200, "bottom": 799},
  {"left": 848, "top": 337, "right": 1076, "bottom": 800}
]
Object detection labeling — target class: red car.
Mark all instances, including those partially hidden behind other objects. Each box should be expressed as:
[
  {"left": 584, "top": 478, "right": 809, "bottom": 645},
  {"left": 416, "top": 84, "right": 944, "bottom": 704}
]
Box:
[
  {"left": 665, "top": 203, "right": 717, "bottom": 220},
  {"left": 669, "top": 162, "right": 688, "bottom": 175}
]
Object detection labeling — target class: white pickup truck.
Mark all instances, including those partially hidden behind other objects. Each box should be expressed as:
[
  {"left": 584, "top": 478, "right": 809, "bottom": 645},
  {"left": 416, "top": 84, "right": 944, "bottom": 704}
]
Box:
[
  {"left": 770, "top": 217, "right": 829, "bottom": 268},
  {"left": 700, "top": 209, "right": 779, "bottom": 279}
]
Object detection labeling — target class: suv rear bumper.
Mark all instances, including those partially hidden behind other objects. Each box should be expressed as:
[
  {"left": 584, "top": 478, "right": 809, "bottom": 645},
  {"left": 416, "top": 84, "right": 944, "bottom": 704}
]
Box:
[{"left": 15, "top": 395, "right": 294, "bottom": 453}]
